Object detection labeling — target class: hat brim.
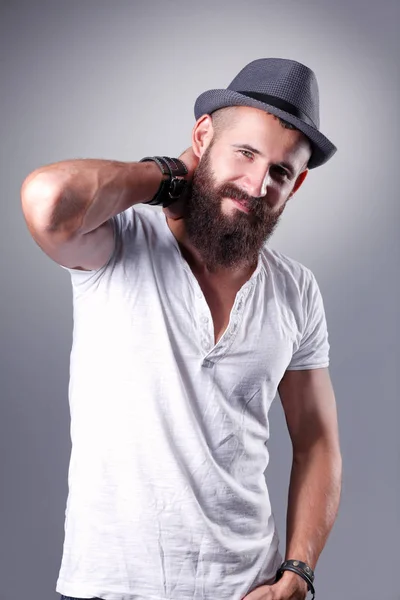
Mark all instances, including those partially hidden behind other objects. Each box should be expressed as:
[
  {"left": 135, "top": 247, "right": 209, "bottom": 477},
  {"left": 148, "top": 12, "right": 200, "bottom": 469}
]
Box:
[{"left": 194, "top": 89, "right": 337, "bottom": 169}]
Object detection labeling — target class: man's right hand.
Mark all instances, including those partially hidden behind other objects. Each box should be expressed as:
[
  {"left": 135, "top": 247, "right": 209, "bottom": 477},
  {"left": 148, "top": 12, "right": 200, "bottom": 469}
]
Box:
[{"left": 163, "top": 146, "right": 199, "bottom": 221}]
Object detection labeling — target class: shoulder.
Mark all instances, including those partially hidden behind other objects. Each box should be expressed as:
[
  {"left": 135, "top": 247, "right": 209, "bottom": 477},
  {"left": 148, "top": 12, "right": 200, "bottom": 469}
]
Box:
[
  {"left": 260, "top": 245, "right": 316, "bottom": 290},
  {"left": 259, "top": 246, "right": 326, "bottom": 321},
  {"left": 132, "top": 203, "right": 165, "bottom": 222},
  {"left": 113, "top": 205, "right": 173, "bottom": 250},
  {"left": 115, "top": 204, "right": 165, "bottom": 232}
]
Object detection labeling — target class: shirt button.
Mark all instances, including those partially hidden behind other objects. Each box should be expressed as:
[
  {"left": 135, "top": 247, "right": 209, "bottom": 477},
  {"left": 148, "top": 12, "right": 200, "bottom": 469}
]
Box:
[
  {"left": 201, "top": 316, "right": 209, "bottom": 324},
  {"left": 202, "top": 359, "right": 214, "bottom": 368}
]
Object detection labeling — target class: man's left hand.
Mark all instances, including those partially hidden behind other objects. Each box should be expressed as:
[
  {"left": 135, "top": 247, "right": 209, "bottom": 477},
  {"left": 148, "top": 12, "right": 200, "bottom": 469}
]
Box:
[{"left": 242, "top": 570, "right": 308, "bottom": 600}]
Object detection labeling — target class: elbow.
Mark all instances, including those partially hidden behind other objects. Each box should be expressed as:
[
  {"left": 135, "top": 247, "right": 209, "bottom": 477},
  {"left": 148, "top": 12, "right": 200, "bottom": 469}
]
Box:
[
  {"left": 21, "top": 171, "right": 60, "bottom": 226},
  {"left": 21, "top": 171, "right": 74, "bottom": 242}
]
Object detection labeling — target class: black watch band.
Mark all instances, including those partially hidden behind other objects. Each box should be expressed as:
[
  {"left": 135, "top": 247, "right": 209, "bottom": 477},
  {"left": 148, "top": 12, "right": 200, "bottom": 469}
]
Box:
[
  {"left": 275, "top": 560, "right": 315, "bottom": 599},
  {"left": 140, "top": 156, "right": 188, "bottom": 208}
]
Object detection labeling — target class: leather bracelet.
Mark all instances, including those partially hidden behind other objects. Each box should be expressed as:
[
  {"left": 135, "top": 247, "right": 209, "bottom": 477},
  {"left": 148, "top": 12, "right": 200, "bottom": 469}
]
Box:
[
  {"left": 275, "top": 560, "right": 315, "bottom": 599},
  {"left": 139, "top": 156, "right": 188, "bottom": 208}
]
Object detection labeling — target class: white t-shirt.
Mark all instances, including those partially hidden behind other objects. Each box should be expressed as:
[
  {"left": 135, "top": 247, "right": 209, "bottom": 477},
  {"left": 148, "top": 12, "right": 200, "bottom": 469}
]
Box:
[{"left": 56, "top": 204, "right": 329, "bottom": 600}]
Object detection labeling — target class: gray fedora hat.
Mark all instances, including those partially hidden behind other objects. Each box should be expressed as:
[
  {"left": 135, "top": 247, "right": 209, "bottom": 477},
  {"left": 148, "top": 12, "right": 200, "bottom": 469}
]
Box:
[{"left": 194, "top": 58, "right": 337, "bottom": 169}]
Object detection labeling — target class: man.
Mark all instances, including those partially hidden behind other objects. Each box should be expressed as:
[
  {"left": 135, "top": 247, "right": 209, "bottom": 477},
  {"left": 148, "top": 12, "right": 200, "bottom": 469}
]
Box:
[{"left": 21, "top": 58, "right": 342, "bottom": 600}]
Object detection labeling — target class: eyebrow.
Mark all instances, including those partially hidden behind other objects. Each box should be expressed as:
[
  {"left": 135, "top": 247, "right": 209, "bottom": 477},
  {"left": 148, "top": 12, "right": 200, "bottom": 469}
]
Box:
[
  {"left": 232, "top": 144, "right": 296, "bottom": 178},
  {"left": 233, "top": 143, "right": 262, "bottom": 155}
]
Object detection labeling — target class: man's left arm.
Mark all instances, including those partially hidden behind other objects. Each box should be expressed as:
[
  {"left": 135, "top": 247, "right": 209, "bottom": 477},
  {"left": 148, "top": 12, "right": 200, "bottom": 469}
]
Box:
[
  {"left": 243, "top": 367, "right": 342, "bottom": 600},
  {"left": 276, "top": 366, "right": 342, "bottom": 598}
]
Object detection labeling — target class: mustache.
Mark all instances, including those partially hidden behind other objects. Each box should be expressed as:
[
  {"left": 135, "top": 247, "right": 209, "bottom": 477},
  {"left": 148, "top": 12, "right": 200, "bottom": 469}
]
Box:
[{"left": 217, "top": 183, "right": 262, "bottom": 208}]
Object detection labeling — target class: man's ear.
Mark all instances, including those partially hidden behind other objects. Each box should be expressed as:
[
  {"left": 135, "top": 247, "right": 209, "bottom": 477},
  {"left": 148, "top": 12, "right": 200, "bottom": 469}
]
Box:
[
  {"left": 289, "top": 168, "right": 309, "bottom": 199},
  {"left": 192, "top": 115, "right": 214, "bottom": 159}
]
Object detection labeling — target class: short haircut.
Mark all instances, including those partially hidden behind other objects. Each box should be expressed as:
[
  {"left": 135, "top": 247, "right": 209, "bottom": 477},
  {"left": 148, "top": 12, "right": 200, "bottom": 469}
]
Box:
[
  {"left": 211, "top": 106, "right": 298, "bottom": 138},
  {"left": 210, "top": 106, "right": 310, "bottom": 170}
]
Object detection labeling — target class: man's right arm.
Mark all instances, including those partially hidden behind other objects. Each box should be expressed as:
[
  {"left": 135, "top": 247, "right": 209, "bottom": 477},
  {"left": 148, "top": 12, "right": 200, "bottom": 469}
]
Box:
[{"left": 20, "top": 159, "right": 167, "bottom": 271}]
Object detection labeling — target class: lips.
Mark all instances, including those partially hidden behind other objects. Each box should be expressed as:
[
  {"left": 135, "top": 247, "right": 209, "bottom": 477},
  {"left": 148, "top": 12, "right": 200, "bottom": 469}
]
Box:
[{"left": 231, "top": 198, "right": 250, "bottom": 213}]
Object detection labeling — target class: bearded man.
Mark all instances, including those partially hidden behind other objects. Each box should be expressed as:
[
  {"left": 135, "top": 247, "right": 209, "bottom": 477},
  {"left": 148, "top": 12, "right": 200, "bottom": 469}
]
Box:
[{"left": 21, "top": 58, "right": 342, "bottom": 600}]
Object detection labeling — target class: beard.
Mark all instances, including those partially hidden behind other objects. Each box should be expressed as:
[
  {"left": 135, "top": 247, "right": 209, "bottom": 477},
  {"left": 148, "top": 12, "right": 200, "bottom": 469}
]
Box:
[{"left": 183, "top": 145, "right": 287, "bottom": 271}]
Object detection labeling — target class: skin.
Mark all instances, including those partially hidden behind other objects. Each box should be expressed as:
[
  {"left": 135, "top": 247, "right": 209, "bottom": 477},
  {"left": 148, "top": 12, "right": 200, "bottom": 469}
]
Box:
[
  {"left": 165, "top": 106, "right": 310, "bottom": 274},
  {"left": 165, "top": 107, "right": 311, "bottom": 345},
  {"left": 21, "top": 105, "right": 342, "bottom": 599},
  {"left": 165, "top": 107, "right": 342, "bottom": 600}
]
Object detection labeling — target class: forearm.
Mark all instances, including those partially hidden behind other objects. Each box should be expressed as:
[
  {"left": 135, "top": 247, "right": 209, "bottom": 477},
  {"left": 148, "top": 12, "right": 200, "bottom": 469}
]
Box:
[
  {"left": 285, "top": 443, "right": 342, "bottom": 569},
  {"left": 21, "top": 159, "right": 163, "bottom": 237}
]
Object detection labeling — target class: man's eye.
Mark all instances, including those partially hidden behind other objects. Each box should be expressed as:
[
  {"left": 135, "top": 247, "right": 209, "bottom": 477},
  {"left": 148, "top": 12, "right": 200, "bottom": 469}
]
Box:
[
  {"left": 239, "top": 149, "right": 254, "bottom": 160},
  {"left": 271, "top": 166, "right": 288, "bottom": 179}
]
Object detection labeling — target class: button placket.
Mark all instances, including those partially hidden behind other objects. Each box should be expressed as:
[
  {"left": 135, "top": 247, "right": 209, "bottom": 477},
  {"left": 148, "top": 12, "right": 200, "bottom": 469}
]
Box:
[
  {"left": 210, "top": 283, "right": 254, "bottom": 361},
  {"left": 234, "top": 293, "right": 244, "bottom": 314},
  {"left": 178, "top": 254, "right": 217, "bottom": 357},
  {"left": 194, "top": 292, "right": 212, "bottom": 353},
  {"left": 188, "top": 260, "right": 260, "bottom": 360}
]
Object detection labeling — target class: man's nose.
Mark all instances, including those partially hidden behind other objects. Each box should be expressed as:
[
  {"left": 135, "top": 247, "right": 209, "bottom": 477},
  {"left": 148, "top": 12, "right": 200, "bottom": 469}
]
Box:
[{"left": 241, "top": 169, "right": 271, "bottom": 199}]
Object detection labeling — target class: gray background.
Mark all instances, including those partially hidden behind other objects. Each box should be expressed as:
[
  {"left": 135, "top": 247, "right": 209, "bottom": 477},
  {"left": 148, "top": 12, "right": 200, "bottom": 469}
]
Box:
[{"left": 1, "top": 0, "right": 399, "bottom": 599}]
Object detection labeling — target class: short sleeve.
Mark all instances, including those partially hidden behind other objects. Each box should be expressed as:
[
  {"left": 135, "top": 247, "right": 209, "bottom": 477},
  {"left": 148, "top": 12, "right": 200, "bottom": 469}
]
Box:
[
  {"left": 58, "top": 209, "right": 136, "bottom": 286},
  {"left": 287, "top": 270, "right": 330, "bottom": 370},
  {"left": 58, "top": 215, "right": 119, "bottom": 280}
]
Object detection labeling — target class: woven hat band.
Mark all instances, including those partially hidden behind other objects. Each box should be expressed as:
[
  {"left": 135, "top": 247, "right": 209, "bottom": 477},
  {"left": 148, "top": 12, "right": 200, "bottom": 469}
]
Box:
[{"left": 237, "top": 91, "right": 317, "bottom": 129}]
